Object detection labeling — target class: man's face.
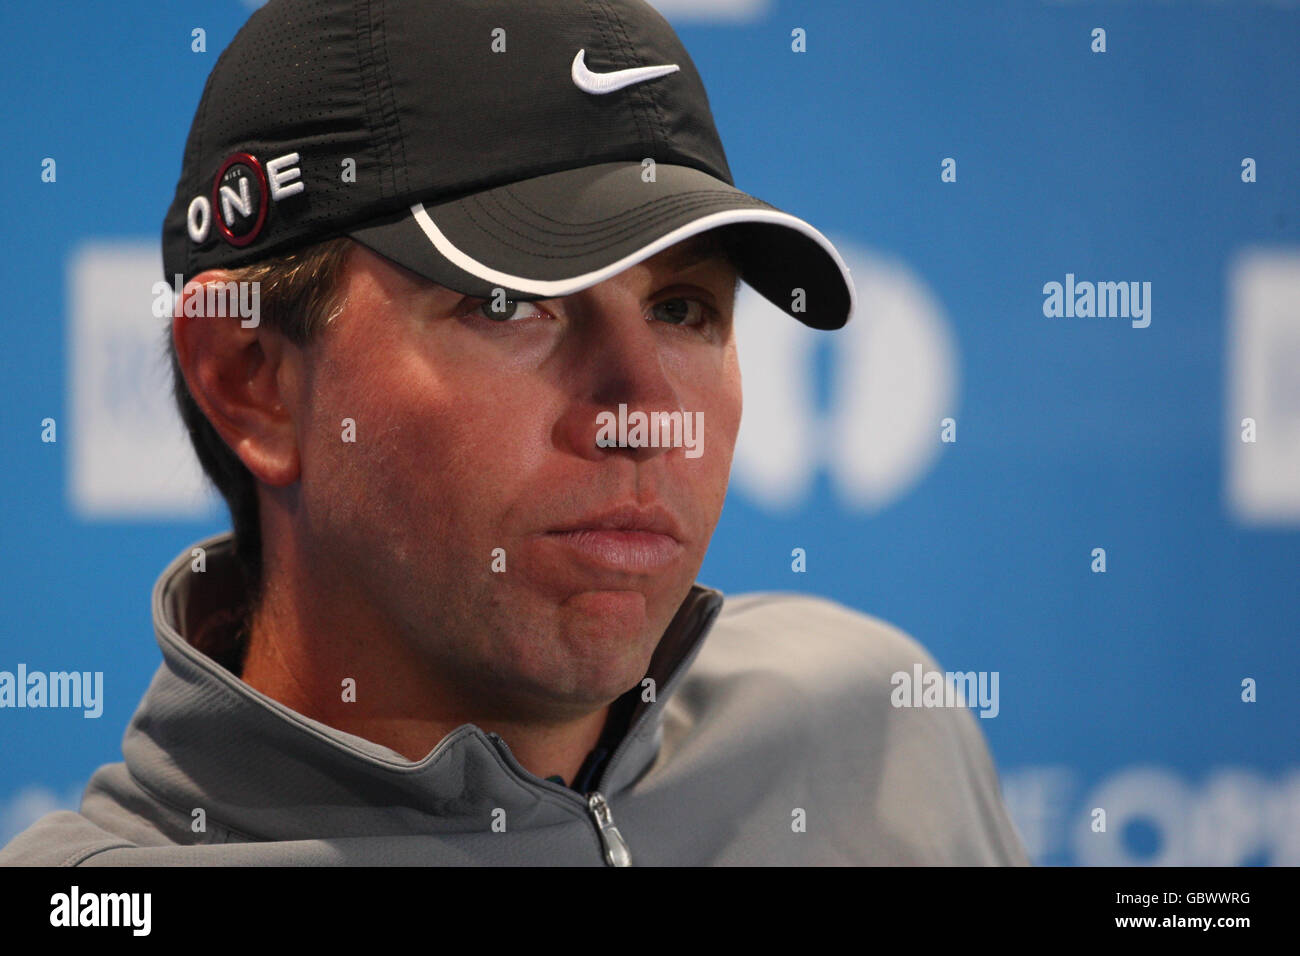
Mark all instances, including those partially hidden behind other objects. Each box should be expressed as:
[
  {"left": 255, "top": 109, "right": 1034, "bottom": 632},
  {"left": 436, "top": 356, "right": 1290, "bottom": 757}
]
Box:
[{"left": 281, "top": 235, "right": 742, "bottom": 721}]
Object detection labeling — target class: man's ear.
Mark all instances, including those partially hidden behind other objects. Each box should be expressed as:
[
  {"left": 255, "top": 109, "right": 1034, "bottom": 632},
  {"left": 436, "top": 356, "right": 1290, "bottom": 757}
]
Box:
[{"left": 172, "top": 271, "right": 301, "bottom": 487}]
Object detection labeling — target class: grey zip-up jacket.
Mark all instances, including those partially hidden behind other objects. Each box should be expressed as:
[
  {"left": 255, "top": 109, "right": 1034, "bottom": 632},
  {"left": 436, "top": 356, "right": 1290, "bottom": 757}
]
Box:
[{"left": 1, "top": 534, "right": 1029, "bottom": 866}]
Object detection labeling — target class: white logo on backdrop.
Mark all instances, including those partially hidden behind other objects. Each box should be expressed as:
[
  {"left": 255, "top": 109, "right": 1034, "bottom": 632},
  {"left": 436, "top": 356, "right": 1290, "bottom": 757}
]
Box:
[
  {"left": 731, "top": 239, "right": 960, "bottom": 514},
  {"left": 648, "top": 0, "right": 771, "bottom": 20},
  {"left": 1002, "top": 764, "right": 1300, "bottom": 866},
  {"left": 68, "top": 243, "right": 218, "bottom": 519},
  {"left": 1226, "top": 248, "right": 1300, "bottom": 526}
]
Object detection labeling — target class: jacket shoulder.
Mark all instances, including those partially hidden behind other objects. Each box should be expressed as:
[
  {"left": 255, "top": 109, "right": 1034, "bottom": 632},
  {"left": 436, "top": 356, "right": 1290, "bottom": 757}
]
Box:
[
  {"left": 705, "top": 590, "right": 945, "bottom": 678},
  {"left": 0, "top": 762, "right": 193, "bottom": 866},
  {"left": 686, "top": 590, "right": 1029, "bottom": 865},
  {"left": 0, "top": 810, "right": 136, "bottom": 867}
]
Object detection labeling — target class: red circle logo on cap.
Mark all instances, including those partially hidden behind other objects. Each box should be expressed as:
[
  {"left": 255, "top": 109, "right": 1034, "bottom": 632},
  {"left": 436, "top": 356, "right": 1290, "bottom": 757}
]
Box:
[{"left": 211, "top": 153, "right": 269, "bottom": 247}]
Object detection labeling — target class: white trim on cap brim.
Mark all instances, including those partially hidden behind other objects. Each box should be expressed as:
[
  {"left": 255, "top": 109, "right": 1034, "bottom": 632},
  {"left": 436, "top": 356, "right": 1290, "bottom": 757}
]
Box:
[{"left": 410, "top": 202, "right": 856, "bottom": 321}]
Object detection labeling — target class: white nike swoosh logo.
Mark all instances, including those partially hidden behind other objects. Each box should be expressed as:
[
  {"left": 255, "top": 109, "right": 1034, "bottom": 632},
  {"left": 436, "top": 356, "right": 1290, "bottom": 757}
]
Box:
[{"left": 571, "top": 48, "right": 680, "bottom": 95}]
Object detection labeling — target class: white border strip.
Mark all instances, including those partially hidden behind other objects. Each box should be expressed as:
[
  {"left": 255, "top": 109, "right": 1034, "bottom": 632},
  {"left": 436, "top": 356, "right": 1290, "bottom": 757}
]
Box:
[{"left": 410, "top": 202, "right": 857, "bottom": 321}]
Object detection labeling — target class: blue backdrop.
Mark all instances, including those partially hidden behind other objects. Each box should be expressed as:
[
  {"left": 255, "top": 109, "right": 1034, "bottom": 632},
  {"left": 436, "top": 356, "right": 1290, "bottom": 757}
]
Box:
[{"left": 1, "top": 0, "right": 1296, "bottom": 865}]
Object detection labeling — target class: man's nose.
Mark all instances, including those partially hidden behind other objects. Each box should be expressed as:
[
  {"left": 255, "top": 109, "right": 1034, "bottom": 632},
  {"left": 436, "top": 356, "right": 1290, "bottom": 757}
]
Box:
[{"left": 556, "top": 307, "right": 686, "bottom": 463}]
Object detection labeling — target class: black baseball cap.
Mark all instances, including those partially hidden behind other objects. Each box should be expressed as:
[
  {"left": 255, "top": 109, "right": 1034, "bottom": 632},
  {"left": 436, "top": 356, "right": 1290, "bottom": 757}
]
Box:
[{"left": 163, "top": 0, "right": 855, "bottom": 329}]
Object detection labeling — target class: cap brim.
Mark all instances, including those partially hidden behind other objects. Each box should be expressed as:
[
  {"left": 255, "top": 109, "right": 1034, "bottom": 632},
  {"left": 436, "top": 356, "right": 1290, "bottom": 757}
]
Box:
[{"left": 348, "top": 162, "right": 854, "bottom": 330}]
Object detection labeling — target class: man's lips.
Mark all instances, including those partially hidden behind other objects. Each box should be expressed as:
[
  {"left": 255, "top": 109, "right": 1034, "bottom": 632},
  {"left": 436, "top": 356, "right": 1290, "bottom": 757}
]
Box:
[
  {"left": 540, "top": 503, "right": 686, "bottom": 573},
  {"left": 546, "top": 503, "right": 684, "bottom": 541}
]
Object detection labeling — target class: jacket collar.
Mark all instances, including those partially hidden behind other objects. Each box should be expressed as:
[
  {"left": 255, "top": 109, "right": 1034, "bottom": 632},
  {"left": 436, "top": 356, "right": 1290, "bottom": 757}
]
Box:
[{"left": 126, "top": 532, "right": 723, "bottom": 840}]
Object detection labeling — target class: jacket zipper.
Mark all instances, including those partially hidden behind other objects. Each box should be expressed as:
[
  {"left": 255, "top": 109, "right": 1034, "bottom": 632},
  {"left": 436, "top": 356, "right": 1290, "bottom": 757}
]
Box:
[
  {"left": 485, "top": 732, "right": 632, "bottom": 866},
  {"left": 586, "top": 791, "right": 631, "bottom": 867}
]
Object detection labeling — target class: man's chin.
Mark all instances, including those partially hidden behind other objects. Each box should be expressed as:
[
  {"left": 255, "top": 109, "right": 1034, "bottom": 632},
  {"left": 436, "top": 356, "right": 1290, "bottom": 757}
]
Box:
[
  {"left": 549, "top": 589, "right": 657, "bottom": 659},
  {"left": 538, "top": 589, "right": 663, "bottom": 689},
  {"left": 485, "top": 577, "right": 696, "bottom": 703},
  {"left": 558, "top": 587, "right": 647, "bottom": 618}
]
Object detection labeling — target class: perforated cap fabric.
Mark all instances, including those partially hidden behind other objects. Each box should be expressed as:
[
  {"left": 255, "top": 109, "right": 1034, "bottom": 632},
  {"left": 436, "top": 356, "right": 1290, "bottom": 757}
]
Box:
[{"left": 162, "top": 0, "right": 855, "bottom": 329}]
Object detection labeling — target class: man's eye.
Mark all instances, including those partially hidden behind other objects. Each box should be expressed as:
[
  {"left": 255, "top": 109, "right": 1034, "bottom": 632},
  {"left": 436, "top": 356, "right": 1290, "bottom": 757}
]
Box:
[
  {"left": 650, "top": 297, "right": 708, "bottom": 326},
  {"left": 474, "top": 299, "right": 542, "bottom": 322}
]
